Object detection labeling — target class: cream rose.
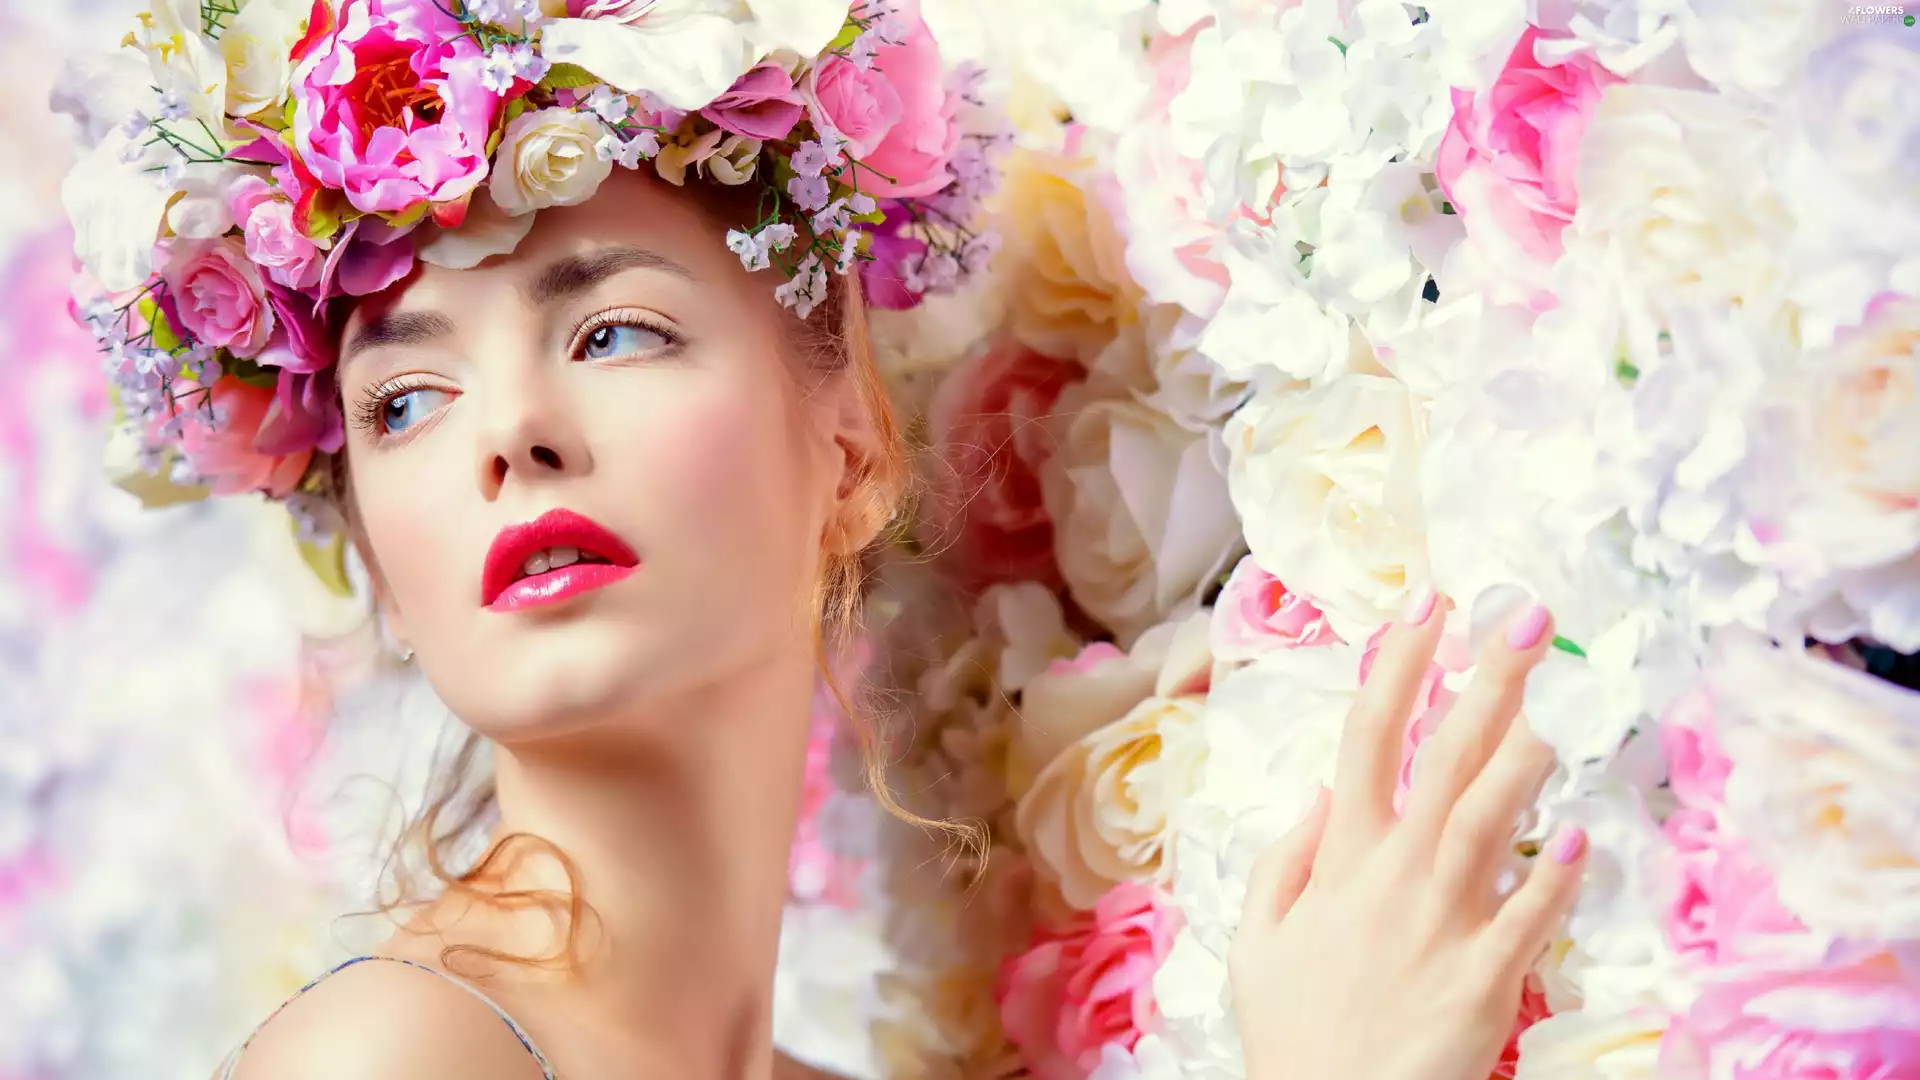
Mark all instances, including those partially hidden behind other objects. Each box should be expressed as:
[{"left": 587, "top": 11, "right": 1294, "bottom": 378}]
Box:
[
  {"left": 1568, "top": 86, "right": 1790, "bottom": 327},
  {"left": 1015, "top": 692, "right": 1209, "bottom": 909},
  {"left": 1710, "top": 630, "right": 1920, "bottom": 941},
  {"left": 1042, "top": 385, "right": 1242, "bottom": 647},
  {"left": 1225, "top": 374, "right": 1429, "bottom": 642},
  {"left": 1776, "top": 296, "right": 1920, "bottom": 649},
  {"left": 490, "top": 107, "right": 617, "bottom": 216},
  {"left": 1512, "top": 1010, "right": 1665, "bottom": 1080},
  {"left": 1000, "top": 146, "right": 1144, "bottom": 370},
  {"left": 221, "top": 0, "right": 309, "bottom": 119}
]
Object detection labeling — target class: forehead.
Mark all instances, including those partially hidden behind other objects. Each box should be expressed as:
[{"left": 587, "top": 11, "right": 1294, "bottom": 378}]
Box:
[{"left": 344, "top": 171, "right": 751, "bottom": 329}]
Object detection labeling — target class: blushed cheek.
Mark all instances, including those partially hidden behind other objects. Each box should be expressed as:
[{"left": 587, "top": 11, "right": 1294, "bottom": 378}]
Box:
[{"left": 636, "top": 376, "right": 819, "bottom": 556}]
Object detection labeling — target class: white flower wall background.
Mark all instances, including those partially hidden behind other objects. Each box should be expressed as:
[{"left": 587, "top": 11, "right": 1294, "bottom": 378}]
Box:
[{"left": 850, "top": 1, "right": 1920, "bottom": 1079}]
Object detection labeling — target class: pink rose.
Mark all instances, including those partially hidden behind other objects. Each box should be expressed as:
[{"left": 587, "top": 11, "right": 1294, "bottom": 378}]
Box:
[
  {"left": 229, "top": 176, "right": 322, "bottom": 291},
  {"left": 160, "top": 238, "right": 276, "bottom": 357},
  {"left": 997, "top": 882, "right": 1182, "bottom": 1080},
  {"left": 704, "top": 62, "right": 803, "bottom": 141},
  {"left": 1659, "top": 955, "right": 1920, "bottom": 1080},
  {"left": 1211, "top": 555, "right": 1339, "bottom": 660},
  {"left": 839, "top": 1, "right": 959, "bottom": 198},
  {"left": 292, "top": 0, "right": 500, "bottom": 221},
  {"left": 926, "top": 339, "right": 1084, "bottom": 594},
  {"left": 805, "top": 54, "right": 903, "bottom": 160},
  {"left": 857, "top": 206, "right": 929, "bottom": 310},
  {"left": 167, "top": 377, "right": 315, "bottom": 497},
  {"left": 1435, "top": 27, "right": 1619, "bottom": 266}
]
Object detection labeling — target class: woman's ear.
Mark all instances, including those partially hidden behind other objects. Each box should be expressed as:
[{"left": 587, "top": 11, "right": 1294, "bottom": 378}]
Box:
[{"left": 822, "top": 374, "right": 899, "bottom": 558}]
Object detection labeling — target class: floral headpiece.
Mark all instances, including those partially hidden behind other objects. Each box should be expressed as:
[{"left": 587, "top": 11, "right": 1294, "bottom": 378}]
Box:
[{"left": 57, "top": 0, "right": 1007, "bottom": 536}]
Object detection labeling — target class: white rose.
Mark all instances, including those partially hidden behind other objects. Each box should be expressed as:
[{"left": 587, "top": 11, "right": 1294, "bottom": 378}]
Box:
[
  {"left": 1000, "top": 146, "right": 1144, "bottom": 369},
  {"left": 1568, "top": 86, "right": 1790, "bottom": 330},
  {"left": 1014, "top": 691, "right": 1209, "bottom": 909},
  {"left": 222, "top": 0, "right": 309, "bottom": 118},
  {"left": 1513, "top": 1010, "right": 1666, "bottom": 1080},
  {"left": 490, "top": 107, "right": 617, "bottom": 217},
  {"left": 1043, "top": 386, "right": 1242, "bottom": 647},
  {"left": 1711, "top": 630, "right": 1920, "bottom": 941},
  {"left": 1225, "top": 373, "right": 1428, "bottom": 642},
  {"left": 1773, "top": 296, "right": 1920, "bottom": 651}
]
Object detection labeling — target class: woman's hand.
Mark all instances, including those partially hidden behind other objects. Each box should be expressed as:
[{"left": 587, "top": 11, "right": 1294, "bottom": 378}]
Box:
[{"left": 1228, "top": 591, "right": 1588, "bottom": 1080}]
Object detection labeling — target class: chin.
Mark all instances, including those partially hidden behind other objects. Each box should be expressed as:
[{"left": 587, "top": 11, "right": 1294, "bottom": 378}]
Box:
[{"left": 429, "top": 623, "right": 701, "bottom": 739}]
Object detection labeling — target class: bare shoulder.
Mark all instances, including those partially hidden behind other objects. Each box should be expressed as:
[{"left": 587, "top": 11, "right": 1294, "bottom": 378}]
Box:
[{"left": 226, "top": 959, "right": 548, "bottom": 1080}]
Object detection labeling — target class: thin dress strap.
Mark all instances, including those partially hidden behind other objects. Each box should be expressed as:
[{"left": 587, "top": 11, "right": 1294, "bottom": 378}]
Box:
[{"left": 217, "top": 955, "right": 558, "bottom": 1079}]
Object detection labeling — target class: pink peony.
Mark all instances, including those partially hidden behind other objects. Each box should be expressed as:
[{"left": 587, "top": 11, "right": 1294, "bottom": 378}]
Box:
[
  {"left": 805, "top": 54, "right": 903, "bottom": 160},
  {"left": 705, "top": 62, "right": 803, "bottom": 141},
  {"left": 857, "top": 206, "right": 928, "bottom": 310},
  {"left": 841, "top": 0, "right": 959, "bottom": 198},
  {"left": 926, "top": 339, "right": 1084, "bottom": 594},
  {"left": 167, "top": 377, "right": 315, "bottom": 496},
  {"left": 997, "top": 882, "right": 1182, "bottom": 1080},
  {"left": 1211, "top": 555, "right": 1339, "bottom": 660},
  {"left": 291, "top": 0, "right": 500, "bottom": 222},
  {"left": 1665, "top": 808, "right": 1809, "bottom": 968},
  {"left": 1662, "top": 686, "right": 1735, "bottom": 810},
  {"left": 229, "top": 177, "right": 322, "bottom": 290},
  {"left": 159, "top": 237, "right": 276, "bottom": 357},
  {"left": 1659, "top": 954, "right": 1920, "bottom": 1079},
  {"left": 1435, "top": 27, "right": 1619, "bottom": 266}
]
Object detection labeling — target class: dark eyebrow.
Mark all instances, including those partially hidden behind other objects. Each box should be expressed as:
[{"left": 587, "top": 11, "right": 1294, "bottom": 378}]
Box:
[
  {"left": 341, "top": 310, "right": 457, "bottom": 362},
  {"left": 525, "top": 247, "right": 697, "bottom": 307}
]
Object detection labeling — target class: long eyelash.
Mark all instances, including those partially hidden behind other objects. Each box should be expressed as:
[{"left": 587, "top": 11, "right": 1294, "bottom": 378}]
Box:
[
  {"left": 569, "top": 309, "right": 685, "bottom": 360},
  {"left": 351, "top": 374, "right": 435, "bottom": 437}
]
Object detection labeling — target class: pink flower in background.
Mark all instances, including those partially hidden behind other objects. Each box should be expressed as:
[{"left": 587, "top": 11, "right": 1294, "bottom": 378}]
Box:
[
  {"left": 927, "top": 339, "right": 1084, "bottom": 594},
  {"left": 703, "top": 62, "right": 804, "bottom": 141},
  {"left": 997, "top": 882, "right": 1183, "bottom": 1080},
  {"left": 1658, "top": 688, "right": 1809, "bottom": 966},
  {"left": 159, "top": 238, "right": 276, "bottom": 357},
  {"left": 1044, "top": 641, "right": 1128, "bottom": 678},
  {"left": 857, "top": 208, "right": 929, "bottom": 310},
  {"left": 846, "top": 0, "right": 959, "bottom": 198},
  {"left": 1493, "top": 978, "right": 1551, "bottom": 1079},
  {"left": 292, "top": 0, "right": 500, "bottom": 222},
  {"left": 1659, "top": 954, "right": 1920, "bottom": 1079},
  {"left": 167, "top": 377, "right": 315, "bottom": 496},
  {"left": 790, "top": 640, "right": 872, "bottom": 908},
  {"left": 1211, "top": 555, "right": 1339, "bottom": 660},
  {"left": 805, "top": 52, "right": 904, "bottom": 158},
  {"left": 1436, "top": 27, "right": 1619, "bottom": 266}
]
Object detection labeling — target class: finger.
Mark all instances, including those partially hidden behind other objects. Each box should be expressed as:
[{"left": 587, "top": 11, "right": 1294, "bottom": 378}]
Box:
[
  {"left": 1242, "top": 786, "right": 1332, "bottom": 926},
  {"left": 1400, "top": 602, "right": 1554, "bottom": 850},
  {"left": 1483, "top": 824, "right": 1587, "bottom": 979},
  {"left": 1431, "top": 713, "right": 1558, "bottom": 921},
  {"left": 1322, "top": 586, "right": 1447, "bottom": 866}
]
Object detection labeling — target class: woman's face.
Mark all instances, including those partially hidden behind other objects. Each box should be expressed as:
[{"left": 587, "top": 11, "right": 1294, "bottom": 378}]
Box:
[{"left": 339, "top": 172, "right": 853, "bottom": 737}]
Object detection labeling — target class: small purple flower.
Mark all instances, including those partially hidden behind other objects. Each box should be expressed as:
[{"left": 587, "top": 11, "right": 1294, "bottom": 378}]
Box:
[{"left": 788, "top": 174, "right": 831, "bottom": 213}]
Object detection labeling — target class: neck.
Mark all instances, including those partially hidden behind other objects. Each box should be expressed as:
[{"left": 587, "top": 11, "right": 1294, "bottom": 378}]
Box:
[{"left": 440, "top": 645, "right": 817, "bottom": 1078}]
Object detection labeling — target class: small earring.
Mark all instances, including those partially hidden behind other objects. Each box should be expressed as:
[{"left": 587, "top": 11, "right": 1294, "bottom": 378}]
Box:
[{"left": 398, "top": 646, "right": 415, "bottom": 664}]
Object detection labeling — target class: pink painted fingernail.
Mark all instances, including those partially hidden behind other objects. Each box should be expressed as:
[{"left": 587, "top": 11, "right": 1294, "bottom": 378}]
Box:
[
  {"left": 1401, "top": 583, "right": 1437, "bottom": 625},
  {"left": 1549, "top": 826, "right": 1588, "bottom": 865},
  {"left": 1506, "top": 603, "right": 1550, "bottom": 650}
]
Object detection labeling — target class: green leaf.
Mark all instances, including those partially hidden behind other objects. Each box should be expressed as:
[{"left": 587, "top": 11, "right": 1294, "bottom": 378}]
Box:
[
  {"left": 540, "top": 63, "right": 602, "bottom": 90},
  {"left": 1615, "top": 359, "right": 1640, "bottom": 384},
  {"left": 295, "top": 525, "right": 355, "bottom": 598},
  {"left": 140, "top": 298, "right": 182, "bottom": 353},
  {"left": 1328, "top": 35, "right": 1348, "bottom": 55},
  {"left": 826, "top": 17, "right": 862, "bottom": 52},
  {"left": 1551, "top": 635, "right": 1587, "bottom": 658}
]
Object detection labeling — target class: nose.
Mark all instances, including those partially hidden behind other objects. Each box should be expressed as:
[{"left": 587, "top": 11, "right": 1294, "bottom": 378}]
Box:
[{"left": 474, "top": 368, "right": 594, "bottom": 500}]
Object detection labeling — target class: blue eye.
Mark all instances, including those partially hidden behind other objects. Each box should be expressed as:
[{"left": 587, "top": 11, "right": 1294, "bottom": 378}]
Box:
[
  {"left": 381, "top": 386, "right": 451, "bottom": 434},
  {"left": 580, "top": 321, "right": 670, "bottom": 360}
]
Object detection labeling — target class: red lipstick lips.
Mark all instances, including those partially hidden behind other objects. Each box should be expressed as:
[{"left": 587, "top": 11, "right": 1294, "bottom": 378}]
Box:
[{"left": 481, "top": 508, "right": 639, "bottom": 613}]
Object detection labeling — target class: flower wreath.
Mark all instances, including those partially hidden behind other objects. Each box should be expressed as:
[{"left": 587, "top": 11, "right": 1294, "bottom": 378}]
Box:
[{"left": 58, "top": 0, "right": 1008, "bottom": 541}]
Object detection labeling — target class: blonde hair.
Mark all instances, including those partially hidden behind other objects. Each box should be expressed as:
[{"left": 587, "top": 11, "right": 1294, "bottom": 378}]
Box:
[{"left": 340, "top": 267, "right": 980, "bottom": 975}]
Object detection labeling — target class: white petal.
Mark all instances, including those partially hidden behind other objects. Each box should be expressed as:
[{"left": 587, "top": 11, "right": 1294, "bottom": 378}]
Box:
[
  {"left": 62, "top": 133, "right": 171, "bottom": 292},
  {"left": 539, "top": 9, "right": 753, "bottom": 112},
  {"left": 416, "top": 188, "right": 537, "bottom": 270},
  {"left": 742, "top": 0, "right": 847, "bottom": 58}
]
